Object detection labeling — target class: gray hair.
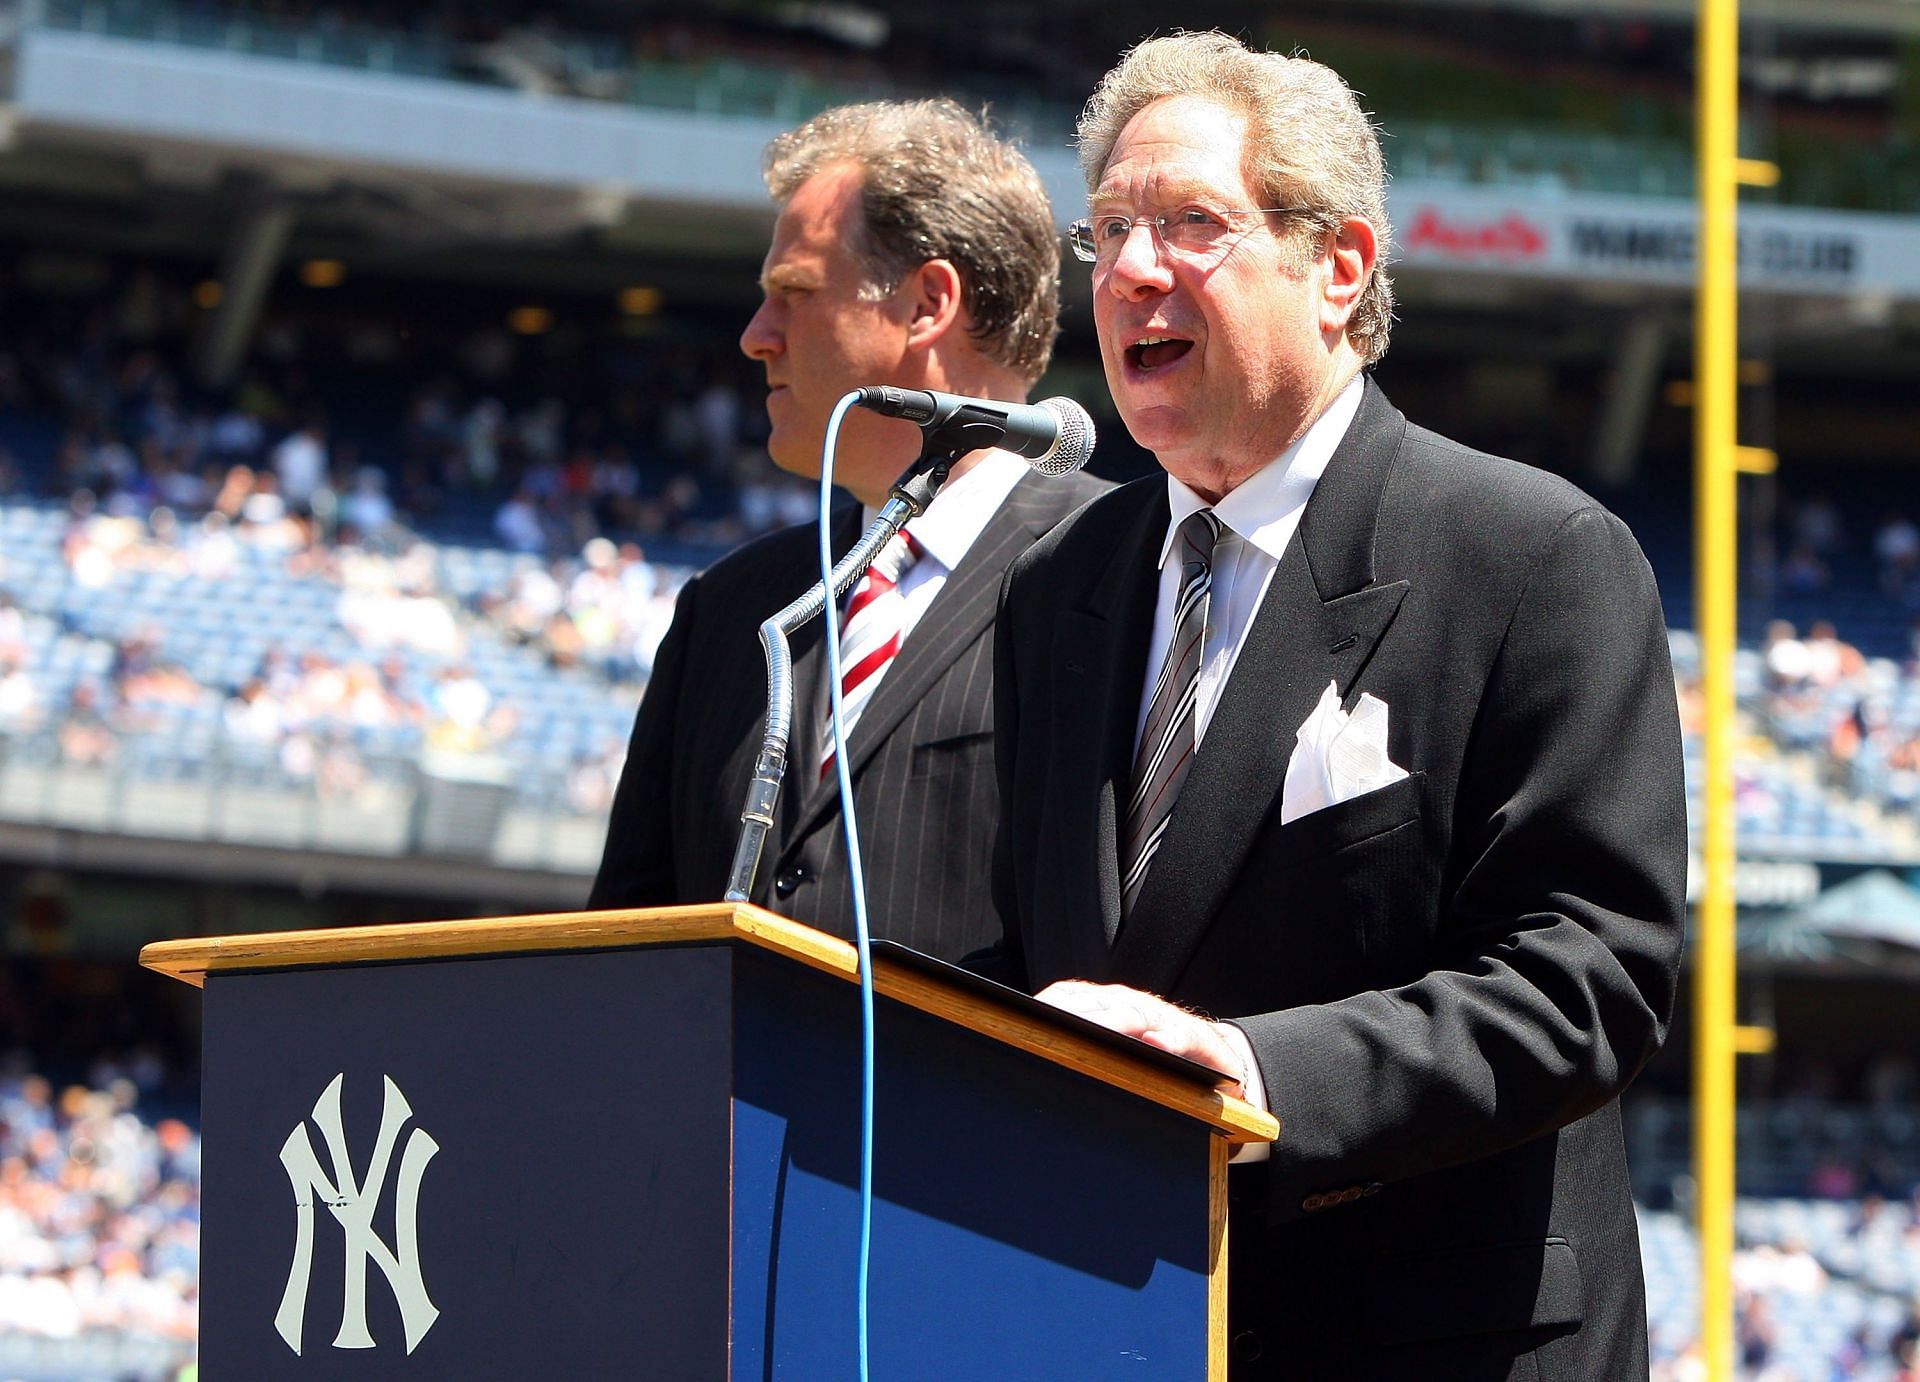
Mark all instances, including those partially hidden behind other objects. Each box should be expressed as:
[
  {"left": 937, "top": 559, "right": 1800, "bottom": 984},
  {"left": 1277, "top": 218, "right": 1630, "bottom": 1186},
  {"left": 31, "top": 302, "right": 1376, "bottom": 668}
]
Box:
[
  {"left": 765, "top": 99, "right": 1061, "bottom": 384},
  {"left": 1075, "top": 32, "right": 1395, "bottom": 366}
]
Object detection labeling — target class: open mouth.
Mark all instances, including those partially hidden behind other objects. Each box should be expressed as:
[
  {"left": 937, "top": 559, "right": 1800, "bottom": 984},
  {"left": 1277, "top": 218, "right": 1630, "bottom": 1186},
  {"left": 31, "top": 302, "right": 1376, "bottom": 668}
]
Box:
[{"left": 1126, "top": 336, "right": 1194, "bottom": 372}]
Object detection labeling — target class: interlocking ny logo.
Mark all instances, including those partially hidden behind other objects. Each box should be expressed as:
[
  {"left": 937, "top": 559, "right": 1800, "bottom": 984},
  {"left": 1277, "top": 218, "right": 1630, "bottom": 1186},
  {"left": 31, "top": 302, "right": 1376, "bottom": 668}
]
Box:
[{"left": 276, "top": 1073, "right": 441, "bottom": 1356}]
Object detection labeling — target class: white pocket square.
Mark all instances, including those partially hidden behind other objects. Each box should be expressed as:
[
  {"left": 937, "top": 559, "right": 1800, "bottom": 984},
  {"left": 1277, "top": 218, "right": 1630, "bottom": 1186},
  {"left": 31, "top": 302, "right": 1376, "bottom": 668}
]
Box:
[{"left": 1281, "top": 681, "right": 1411, "bottom": 825}]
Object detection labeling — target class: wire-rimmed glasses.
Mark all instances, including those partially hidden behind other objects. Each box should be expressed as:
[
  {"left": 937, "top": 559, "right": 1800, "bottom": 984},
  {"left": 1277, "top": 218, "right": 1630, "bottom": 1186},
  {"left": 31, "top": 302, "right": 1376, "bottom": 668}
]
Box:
[{"left": 1067, "top": 205, "right": 1322, "bottom": 265}]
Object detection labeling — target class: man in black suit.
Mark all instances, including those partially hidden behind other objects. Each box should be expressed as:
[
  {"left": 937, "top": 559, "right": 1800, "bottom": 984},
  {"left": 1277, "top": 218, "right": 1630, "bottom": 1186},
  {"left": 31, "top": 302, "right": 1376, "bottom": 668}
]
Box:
[
  {"left": 591, "top": 99, "right": 1104, "bottom": 960},
  {"left": 988, "top": 35, "right": 1686, "bottom": 1378}
]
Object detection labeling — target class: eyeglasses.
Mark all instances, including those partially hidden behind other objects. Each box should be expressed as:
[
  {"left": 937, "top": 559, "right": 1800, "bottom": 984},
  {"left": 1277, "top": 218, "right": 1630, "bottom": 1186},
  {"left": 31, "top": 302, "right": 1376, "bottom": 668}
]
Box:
[{"left": 1067, "top": 205, "right": 1321, "bottom": 265}]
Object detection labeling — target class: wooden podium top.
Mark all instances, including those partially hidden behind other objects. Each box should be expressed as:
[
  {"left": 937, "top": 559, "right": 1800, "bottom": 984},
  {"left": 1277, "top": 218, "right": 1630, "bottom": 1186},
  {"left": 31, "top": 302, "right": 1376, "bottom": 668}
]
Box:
[{"left": 141, "top": 902, "right": 1277, "bottom": 1145}]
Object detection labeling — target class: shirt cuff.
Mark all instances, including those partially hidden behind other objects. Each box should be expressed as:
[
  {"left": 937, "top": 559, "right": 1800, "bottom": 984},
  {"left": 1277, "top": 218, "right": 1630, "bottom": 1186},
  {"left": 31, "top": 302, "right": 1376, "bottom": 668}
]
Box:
[{"left": 1218, "top": 1020, "right": 1271, "bottom": 1165}]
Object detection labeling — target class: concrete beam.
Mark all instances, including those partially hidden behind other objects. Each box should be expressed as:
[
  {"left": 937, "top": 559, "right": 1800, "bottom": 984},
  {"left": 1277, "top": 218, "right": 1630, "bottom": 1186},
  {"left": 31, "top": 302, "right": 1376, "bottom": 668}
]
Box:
[
  {"left": 194, "top": 191, "right": 295, "bottom": 391},
  {"left": 1589, "top": 314, "right": 1668, "bottom": 487}
]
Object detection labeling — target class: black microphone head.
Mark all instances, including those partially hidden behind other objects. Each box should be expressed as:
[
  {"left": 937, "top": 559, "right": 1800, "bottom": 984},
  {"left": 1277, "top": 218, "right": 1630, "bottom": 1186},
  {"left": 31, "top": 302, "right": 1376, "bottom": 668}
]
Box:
[{"left": 1030, "top": 397, "right": 1096, "bottom": 475}]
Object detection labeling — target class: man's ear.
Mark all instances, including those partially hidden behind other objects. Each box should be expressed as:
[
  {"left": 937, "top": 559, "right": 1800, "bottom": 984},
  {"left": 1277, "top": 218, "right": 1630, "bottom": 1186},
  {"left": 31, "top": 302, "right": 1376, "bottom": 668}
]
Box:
[
  {"left": 903, "top": 258, "right": 966, "bottom": 353},
  {"left": 1321, "top": 217, "right": 1378, "bottom": 337}
]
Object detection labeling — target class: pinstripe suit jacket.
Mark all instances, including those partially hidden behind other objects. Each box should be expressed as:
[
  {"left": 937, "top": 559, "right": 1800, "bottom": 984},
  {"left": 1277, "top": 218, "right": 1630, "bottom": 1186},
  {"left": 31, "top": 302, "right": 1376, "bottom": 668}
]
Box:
[{"left": 590, "top": 469, "right": 1107, "bottom": 960}]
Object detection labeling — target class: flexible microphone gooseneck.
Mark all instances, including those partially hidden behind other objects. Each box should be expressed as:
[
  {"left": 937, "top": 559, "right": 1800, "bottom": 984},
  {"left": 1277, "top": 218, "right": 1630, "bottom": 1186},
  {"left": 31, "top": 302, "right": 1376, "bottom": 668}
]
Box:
[{"left": 722, "top": 389, "right": 1094, "bottom": 902}]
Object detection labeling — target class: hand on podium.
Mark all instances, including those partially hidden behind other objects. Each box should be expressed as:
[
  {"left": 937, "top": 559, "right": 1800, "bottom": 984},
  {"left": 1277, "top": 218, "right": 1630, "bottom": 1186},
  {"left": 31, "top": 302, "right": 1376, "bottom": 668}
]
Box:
[{"left": 1036, "top": 980, "right": 1247, "bottom": 1098}]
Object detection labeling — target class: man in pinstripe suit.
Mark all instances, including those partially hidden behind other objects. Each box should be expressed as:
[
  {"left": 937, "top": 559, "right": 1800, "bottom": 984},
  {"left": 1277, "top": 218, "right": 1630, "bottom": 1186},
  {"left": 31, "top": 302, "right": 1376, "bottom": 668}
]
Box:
[{"left": 589, "top": 100, "right": 1106, "bottom": 959}]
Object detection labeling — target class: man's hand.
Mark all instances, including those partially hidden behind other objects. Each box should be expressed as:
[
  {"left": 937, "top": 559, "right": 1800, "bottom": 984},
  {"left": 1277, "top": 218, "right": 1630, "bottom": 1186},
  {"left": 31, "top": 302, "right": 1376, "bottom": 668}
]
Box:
[{"left": 1037, "top": 980, "right": 1245, "bottom": 1093}]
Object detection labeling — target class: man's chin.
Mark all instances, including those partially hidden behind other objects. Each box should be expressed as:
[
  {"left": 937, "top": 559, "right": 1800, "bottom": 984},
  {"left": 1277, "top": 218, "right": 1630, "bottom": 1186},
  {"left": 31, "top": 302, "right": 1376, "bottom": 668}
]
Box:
[
  {"left": 766, "top": 438, "right": 826, "bottom": 482},
  {"left": 1113, "top": 401, "right": 1193, "bottom": 460}
]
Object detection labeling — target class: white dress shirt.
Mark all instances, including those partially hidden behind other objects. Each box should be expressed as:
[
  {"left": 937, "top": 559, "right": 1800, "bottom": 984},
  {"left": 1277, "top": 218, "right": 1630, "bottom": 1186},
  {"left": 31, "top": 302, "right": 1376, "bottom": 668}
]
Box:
[
  {"left": 1131, "top": 376, "right": 1365, "bottom": 1149},
  {"left": 857, "top": 449, "right": 1029, "bottom": 642},
  {"left": 1134, "top": 376, "right": 1364, "bottom": 751}
]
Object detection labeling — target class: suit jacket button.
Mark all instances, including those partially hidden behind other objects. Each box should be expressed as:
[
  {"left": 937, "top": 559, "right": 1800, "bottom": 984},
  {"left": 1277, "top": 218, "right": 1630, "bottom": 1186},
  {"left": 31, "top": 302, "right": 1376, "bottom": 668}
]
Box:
[
  {"left": 773, "top": 867, "right": 807, "bottom": 897},
  {"left": 1232, "top": 1330, "right": 1264, "bottom": 1362}
]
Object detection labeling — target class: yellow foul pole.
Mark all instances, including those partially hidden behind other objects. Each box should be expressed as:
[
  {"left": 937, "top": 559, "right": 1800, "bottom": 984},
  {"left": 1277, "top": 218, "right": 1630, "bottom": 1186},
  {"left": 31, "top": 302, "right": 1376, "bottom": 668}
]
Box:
[{"left": 1694, "top": 0, "right": 1740, "bottom": 1374}]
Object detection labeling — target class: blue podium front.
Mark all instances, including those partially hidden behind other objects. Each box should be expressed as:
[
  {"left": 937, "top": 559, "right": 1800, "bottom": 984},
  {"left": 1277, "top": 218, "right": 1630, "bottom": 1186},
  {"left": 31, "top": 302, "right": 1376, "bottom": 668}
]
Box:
[{"left": 146, "top": 904, "right": 1273, "bottom": 1379}]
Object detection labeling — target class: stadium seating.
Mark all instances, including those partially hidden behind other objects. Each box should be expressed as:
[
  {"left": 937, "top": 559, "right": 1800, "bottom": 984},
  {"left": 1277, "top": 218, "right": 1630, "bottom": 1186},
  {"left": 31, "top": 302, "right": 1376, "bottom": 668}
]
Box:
[
  {"left": 0, "top": 492, "right": 671, "bottom": 869},
  {"left": 19, "top": 0, "right": 1918, "bottom": 214},
  {"left": 1641, "top": 1197, "right": 1920, "bottom": 1379},
  {"left": 5, "top": 459, "right": 1920, "bottom": 869}
]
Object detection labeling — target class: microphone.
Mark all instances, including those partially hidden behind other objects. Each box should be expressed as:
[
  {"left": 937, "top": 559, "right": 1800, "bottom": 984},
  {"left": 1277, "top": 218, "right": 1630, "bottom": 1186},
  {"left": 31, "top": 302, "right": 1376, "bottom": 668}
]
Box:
[{"left": 854, "top": 387, "right": 1095, "bottom": 476}]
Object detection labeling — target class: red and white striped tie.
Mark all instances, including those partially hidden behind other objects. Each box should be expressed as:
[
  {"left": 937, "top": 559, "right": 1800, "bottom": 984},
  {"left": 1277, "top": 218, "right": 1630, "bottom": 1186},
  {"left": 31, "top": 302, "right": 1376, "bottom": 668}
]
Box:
[{"left": 821, "top": 530, "right": 920, "bottom": 777}]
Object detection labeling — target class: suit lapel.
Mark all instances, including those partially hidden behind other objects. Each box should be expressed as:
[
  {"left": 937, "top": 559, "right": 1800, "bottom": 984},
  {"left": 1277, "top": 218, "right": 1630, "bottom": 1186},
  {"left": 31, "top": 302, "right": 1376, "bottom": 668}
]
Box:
[
  {"left": 1052, "top": 485, "right": 1166, "bottom": 971},
  {"left": 847, "top": 477, "right": 1049, "bottom": 767},
  {"left": 1109, "top": 381, "right": 1412, "bottom": 994},
  {"left": 787, "top": 475, "right": 1064, "bottom": 846},
  {"left": 783, "top": 506, "right": 861, "bottom": 841}
]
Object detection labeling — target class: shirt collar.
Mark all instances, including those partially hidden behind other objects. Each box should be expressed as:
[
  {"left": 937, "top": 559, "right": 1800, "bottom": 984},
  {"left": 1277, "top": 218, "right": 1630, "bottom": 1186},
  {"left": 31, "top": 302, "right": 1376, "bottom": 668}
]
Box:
[
  {"left": 1157, "top": 375, "right": 1366, "bottom": 567},
  {"left": 864, "top": 449, "right": 1027, "bottom": 572}
]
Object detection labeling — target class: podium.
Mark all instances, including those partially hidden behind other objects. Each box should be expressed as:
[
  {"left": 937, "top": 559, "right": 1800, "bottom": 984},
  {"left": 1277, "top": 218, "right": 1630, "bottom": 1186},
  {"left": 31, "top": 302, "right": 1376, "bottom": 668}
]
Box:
[{"left": 143, "top": 904, "right": 1275, "bottom": 1379}]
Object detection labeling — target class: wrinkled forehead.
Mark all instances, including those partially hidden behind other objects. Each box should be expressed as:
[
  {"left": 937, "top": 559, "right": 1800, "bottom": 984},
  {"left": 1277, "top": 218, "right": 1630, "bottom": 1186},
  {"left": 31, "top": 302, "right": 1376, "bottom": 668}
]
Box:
[
  {"left": 1089, "top": 177, "right": 1235, "bottom": 215},
  {"left": 1090, "top": 96, "right": 1257, "bottom": 212}
]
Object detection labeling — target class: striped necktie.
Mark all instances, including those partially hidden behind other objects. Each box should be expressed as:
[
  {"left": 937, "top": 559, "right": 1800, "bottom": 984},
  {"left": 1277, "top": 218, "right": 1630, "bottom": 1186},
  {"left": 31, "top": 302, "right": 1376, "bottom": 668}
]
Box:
[
  {"left": 1119, "top": 508, "right": 1222, "bottom": 917},
  {"left": 821, "top": 530, "right": 920, "bottom": 777}
]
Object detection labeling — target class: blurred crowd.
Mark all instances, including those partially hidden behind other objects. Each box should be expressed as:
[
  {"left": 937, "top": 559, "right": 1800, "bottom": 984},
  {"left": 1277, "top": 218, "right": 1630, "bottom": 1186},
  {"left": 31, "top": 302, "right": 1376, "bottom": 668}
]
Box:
[
  {"left": 1760, "top": 620, "right": 1920, "bottom": 821},
  {"left": 0, "top": 264, "right": 819, "bottom": 561},
  {"left": 0, "top": 1057, "right": 198, "bottom": 1349},
  {"left": 1646, "top": 1193, "right": 1920, "bottom": 1381},
  {"left": 1779, "top": 494, "right": 1920, "bottom": 612},
  {"left": 1652, "top": 1308, "right": 1920, "bottom": 1381},
  {"left": 0, "top": 265, "right": 858, "bottom": 800},
  {"left": 0, "top": 497, "right": 678, "bottom": 803}
]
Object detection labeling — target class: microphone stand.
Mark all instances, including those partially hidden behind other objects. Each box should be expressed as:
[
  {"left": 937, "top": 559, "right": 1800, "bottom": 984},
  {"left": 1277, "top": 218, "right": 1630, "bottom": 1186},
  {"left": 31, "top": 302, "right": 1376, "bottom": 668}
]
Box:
[{"left": 723, "top": 419, "right": 998, "bottom": 902}]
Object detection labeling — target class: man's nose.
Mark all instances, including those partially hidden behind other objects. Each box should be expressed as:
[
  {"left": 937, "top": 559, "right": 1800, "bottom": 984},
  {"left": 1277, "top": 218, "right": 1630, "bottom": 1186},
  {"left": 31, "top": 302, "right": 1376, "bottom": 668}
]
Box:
[
  {"left": 1105, "top": 222, "right": 1173, "bottom": 298},
  {"left": 740, "top": 301, "right": 781, "bottom": 360}
]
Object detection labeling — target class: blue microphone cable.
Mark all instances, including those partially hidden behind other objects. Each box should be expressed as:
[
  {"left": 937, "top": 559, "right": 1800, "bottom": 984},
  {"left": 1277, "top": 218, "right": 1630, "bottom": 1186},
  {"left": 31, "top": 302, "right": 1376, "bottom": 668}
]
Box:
[{"left": 817, "top": 390, "right": 876, "bottom": 1382}]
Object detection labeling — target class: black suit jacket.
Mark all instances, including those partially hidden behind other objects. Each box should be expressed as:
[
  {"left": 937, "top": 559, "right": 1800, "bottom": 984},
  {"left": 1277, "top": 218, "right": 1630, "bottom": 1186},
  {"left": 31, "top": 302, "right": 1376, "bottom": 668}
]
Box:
[
  {"left": 591, "top": 468, "right": 1106, "bottom": 960},
  {"left": 990, "top": 382, "right": 1686, "bottom": 1379}
]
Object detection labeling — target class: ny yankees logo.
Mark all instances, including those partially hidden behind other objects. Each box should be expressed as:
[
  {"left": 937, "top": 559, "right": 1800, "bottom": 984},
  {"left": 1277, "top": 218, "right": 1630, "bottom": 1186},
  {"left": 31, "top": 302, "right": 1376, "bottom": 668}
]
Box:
[{"left": 276, "top": 1073, "right": 441, "bottom": 1356}]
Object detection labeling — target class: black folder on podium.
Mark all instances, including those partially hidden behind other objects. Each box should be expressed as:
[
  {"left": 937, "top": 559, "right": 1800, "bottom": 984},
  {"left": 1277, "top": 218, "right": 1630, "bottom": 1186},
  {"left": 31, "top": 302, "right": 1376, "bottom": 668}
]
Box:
[{"left": 142, "top": 903, "right": 1275, "bottom": 1379}]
